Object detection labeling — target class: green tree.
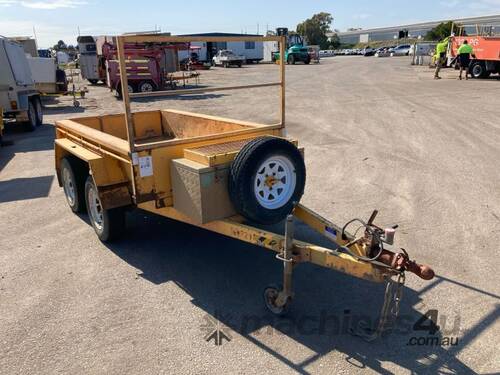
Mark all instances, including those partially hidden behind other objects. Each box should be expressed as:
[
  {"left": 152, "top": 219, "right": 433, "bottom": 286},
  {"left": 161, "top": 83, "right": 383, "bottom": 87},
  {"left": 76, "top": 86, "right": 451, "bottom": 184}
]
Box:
[
  {"left": 425, "top": 21, "right": 454, "bottom": 41},
  {"left": 53, "top": 40, "right": 67, "bottom": 51},
  {"left": 329, "top": 33, "right": 341, "bottom": 49},
  {"left": 296, "top": 12, "right": 333, "bottom": 49}
]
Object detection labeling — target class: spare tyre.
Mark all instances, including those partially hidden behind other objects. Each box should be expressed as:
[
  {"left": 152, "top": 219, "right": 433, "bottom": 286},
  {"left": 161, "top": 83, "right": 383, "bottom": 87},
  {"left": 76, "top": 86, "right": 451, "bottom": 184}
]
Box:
[{"left": 229, "top": 137, "right": 306, "bottom": 224}]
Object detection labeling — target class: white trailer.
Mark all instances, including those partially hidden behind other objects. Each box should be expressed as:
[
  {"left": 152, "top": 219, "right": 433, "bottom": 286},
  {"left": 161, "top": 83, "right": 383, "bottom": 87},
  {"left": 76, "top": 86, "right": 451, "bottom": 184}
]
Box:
[
  {"left": 27, "top": 57, "right": 58, "bottom": 94},
  {"left": 77, "top": 35, "right": 106, "bottom": 84},
  {"left": 226, "top": 40, "right": 263, "bottom": 63},
  {"left": 0, "top": 36, "right": 43, "bottom": 133},
  {"left": 263, "top": 40, "right": 279, "bottom": 62}
]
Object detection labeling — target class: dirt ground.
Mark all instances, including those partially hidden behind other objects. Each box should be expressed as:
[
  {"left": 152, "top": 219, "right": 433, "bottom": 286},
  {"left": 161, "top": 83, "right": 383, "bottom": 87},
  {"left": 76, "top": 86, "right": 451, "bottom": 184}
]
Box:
[{"left": 1, "top": 56, "right": 499, "bottom": 374}]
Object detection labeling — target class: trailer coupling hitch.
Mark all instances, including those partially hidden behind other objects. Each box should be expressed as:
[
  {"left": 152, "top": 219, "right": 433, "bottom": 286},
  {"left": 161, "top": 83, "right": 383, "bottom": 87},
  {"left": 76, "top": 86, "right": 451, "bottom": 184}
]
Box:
[{"left": 341, "top": 210, "right": 435, "bottom": 280}]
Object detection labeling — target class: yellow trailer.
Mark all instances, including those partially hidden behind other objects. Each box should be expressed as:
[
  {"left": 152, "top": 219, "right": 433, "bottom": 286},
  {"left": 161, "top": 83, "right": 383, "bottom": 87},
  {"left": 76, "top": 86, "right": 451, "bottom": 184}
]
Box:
[{"left": 54, "top": 35, "right": 434, "bottom": 339}]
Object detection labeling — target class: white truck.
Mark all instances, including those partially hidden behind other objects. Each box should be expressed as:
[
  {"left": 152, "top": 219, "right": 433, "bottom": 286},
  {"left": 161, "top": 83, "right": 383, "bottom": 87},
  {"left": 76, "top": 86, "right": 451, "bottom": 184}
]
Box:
[
  {"left": 212, "top": 49, "right": 245, "bottom": 67},
  {"left": 0, "top": 36, "right": 43, "bottom": 133}
]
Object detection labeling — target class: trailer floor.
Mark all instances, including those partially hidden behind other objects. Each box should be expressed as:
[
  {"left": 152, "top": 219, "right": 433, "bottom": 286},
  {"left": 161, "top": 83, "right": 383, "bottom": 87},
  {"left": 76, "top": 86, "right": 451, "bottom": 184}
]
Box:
[{"left": 1, "top": 56, "right": 499, "bottom": 374}]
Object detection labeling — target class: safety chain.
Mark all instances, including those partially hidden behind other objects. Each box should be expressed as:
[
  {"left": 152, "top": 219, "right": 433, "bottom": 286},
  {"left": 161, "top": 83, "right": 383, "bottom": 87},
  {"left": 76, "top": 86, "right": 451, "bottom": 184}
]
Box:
[{"left": 350, "top": 272, "right": 406, "bottom": 342}]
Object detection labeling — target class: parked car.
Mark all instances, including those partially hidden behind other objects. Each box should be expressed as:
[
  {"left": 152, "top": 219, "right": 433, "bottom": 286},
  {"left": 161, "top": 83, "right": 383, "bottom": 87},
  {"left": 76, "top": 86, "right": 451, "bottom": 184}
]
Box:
[
  {"left": 319, "top": 50, "right": 335, "bottom": 57},
  {"left": 212, "top": 50, "right": 245, "bottom": 68},
  {"left": 390, "top": 44, "right": 411, "bottom": 56},
  {"left": 363, "top": 46, "right": 375, "bottom": 56},
  {"left": 375, "top": 47, "right": 392, "bottom": 57}
]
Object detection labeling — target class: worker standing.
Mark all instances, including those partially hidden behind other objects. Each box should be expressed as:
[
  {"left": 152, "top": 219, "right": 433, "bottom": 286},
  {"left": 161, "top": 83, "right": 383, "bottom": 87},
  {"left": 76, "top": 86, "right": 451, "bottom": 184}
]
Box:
[
  {"left": 434, "top": 37, "right": 449, "bottom": 79},
  {"left": 457, "top": 40, "right": 474, "bottom": 80}
]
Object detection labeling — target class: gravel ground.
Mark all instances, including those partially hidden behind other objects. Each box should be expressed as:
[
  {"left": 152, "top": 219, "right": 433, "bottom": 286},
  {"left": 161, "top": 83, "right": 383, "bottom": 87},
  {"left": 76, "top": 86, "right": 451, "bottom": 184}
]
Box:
[{"left": 0, "top": 56, "right": 499, "bottom": 374}]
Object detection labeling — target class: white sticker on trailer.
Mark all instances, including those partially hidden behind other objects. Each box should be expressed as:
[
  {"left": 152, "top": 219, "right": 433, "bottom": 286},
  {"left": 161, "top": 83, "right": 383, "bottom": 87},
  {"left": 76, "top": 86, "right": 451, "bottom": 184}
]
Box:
[
  {"left": 131, "top": 152, "right": 139, "bottom": 165},
  {"left": 139, "top": 156, "right": 153, "bottom": 177}
]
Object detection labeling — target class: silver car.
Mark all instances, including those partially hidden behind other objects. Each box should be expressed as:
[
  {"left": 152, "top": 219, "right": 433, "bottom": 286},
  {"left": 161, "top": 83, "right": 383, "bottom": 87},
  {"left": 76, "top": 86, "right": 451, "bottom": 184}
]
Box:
[{"left": 390, "top": 44, "right": 411, "bottom": 56}]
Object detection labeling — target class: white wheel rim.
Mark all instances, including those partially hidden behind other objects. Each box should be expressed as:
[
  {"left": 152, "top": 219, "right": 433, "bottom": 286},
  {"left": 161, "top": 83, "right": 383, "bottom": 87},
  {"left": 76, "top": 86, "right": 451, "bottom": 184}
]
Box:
[
  {"left": 62, "top": 168, "right": 75, "bottom": 205},
  {"left": 140, "top": 82, "right": 154, "bottom": 92},
  {"left": 127, "top": 85, "right": 134, "bottom": 93},
  {"left": 254, "top": 155, "right": 296, "bottom": 210},
  {"left": 88, "top": 185, "right": 103, "bottom": 230}
]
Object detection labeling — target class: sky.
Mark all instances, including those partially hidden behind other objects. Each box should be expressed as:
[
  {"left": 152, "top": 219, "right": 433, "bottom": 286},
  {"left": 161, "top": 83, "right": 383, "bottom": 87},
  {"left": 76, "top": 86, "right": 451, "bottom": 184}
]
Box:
[{"left": 0, "top": 0, "right": 499, "bottom": 48}]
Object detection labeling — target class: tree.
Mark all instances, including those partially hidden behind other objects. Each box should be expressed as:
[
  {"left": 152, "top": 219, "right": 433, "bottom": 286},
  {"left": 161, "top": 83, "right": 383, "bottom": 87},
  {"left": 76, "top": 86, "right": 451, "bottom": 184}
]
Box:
[
  {"left": 425, "top": 21, "right": 454, "bottom": 41},
  {"left": 296, "top": 12, "right": 333, "bottom": 49},
  {"left": 329, "top": 33, "right": 341, "bottom": 49},
  {"left": 53, "top": 40, "right": 67, "bottom": 51}
]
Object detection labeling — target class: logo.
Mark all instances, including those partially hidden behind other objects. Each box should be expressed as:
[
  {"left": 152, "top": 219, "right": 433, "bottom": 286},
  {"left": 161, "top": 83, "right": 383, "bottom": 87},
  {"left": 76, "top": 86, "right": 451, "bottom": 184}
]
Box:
[{"left": 200, "top": 312, "right": 233, "bottom": 346}]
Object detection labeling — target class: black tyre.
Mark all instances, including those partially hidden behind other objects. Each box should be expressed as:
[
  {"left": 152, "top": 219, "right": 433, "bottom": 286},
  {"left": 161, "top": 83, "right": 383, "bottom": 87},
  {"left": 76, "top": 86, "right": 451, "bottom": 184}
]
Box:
[
  {"left": 33, "top": 96, "right": 43, "bottom": 126},
  {"left": 228, "top": 137, "right": 306, "bottom": 224},
  {"left": 263, "top": 284, "right": 290, "bottom": 316},
  {"left": 85, "top": 176, "right": 125, "bottom": 242},
  {"left": 116, "top": 82, "right": 135, "bottom": 99},
  {"left": 288, "top": 55, "right": 295, "bottom": 65},
  {"left": 88, "top": 79, "right": 99, "bottom": 85},
  {"left": 304, "top": 57, "right": 311, "bottom": 64},
  {"left": 138, "top": 80, "right": 155, "bottom": 93},
  {"left": 61, "top": 157, "right": 88, "bottom": 213},
  {"left": 470, "top": 61, "right": 487, "bottom": 78},
  {"left": 24, "top": 100, "right": 37, "bottom": 131}
]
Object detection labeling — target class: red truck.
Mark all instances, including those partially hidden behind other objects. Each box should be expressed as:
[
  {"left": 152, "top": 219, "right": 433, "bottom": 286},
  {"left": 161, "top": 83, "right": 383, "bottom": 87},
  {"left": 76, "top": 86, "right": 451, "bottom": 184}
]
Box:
[
  {"left": 102, "top": 42, "right": 188, "bottom": 96},
  {"left": 450, "top": 25, "right": 500, "bottom": 78}
]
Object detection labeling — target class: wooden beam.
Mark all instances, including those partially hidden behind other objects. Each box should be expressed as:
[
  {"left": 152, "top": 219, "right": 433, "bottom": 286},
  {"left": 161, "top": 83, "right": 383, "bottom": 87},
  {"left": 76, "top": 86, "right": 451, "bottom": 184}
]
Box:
[
  {"left": 116, "top": 36, "right": 138, "bottom": 201},
  {"left": 121, "top": 35, "right": 281, "bottom": 44},
  {"left": 116, "top": 36, "right": 135, "bottom": 152},
  {"left": 129, "top": 82, "right": 281, "bottom": 99},
  {"left": 279, "top": 36, "right": 286, "bottom": 126}
]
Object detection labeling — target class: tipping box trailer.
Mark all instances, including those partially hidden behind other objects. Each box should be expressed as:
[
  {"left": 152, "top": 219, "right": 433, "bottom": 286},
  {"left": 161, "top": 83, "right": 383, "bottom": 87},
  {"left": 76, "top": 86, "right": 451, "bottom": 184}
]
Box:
[{"left": 54, "top": 34, "right": 434, "bottom": 337}]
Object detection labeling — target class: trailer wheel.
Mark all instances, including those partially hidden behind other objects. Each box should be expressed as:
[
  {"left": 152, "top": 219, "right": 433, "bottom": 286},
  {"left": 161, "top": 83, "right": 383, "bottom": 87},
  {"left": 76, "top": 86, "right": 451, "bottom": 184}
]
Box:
[
  {"left": 61, "top": 157, "right": 87, "bottom": 213},
  {"left": 229, "top": 136, "right": 306, "bottom": 224},
  {"left": 138, "top": 81, "right": 155, "bottom": 93},
  {"left": 263, "top": 284, "right": 290, "bottom": 316},
  {"left": 85, "top": 176, "right": 125, "bottom": 242},
  {"left": 33, "top": 97, "right": 43, "bottom": 126},
  {"left": 24, "top": 100, "right": 38, "bottom": 131},
  {"left": 116, "top": 83, "right": 135, "bottom": 99}
]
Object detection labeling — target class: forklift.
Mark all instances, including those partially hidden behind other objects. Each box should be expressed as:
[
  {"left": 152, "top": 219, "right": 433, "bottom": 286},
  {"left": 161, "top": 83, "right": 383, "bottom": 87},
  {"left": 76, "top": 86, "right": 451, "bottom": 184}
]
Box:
[{"left": 273, "top": 27, "right": 311, "bottom": 64}]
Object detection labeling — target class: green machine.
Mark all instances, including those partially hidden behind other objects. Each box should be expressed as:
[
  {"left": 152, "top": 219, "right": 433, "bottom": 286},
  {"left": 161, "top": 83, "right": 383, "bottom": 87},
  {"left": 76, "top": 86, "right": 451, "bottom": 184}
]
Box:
[{"left": 273, "top": 28, "right": 310, "bottom": 64}]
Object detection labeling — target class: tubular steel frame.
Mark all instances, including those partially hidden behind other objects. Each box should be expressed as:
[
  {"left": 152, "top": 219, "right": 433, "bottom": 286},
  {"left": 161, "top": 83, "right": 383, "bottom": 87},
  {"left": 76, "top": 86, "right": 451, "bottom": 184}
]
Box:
[{"left": 115, "top": 35, "right": 286, "bottom": 154}]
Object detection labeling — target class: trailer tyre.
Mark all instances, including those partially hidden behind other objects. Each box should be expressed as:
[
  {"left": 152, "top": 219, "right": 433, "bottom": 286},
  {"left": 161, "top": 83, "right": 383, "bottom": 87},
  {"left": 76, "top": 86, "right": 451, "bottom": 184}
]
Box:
[
  {"left": 138, "top": 80, "right": 155, "bottom": 93},
  {"left": 33, "top": 97, "right": 43, "bottom": 126},
  {"left": 24, "top": 100, "right": 38, "bottom": 131},
  {"left": 85, "top": 176, "right": 125, "bottom": 242},
  {"left": 61, "top": 157, "right": 87, "bottom": 213},
  {"left": 229, "top": 136, "right": 306, "bottom": 224}
]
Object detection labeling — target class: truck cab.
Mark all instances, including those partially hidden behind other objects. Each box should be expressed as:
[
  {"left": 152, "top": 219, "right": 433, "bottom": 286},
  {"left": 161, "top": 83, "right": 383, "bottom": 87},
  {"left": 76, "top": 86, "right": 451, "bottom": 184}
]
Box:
[{"left": 0, "top": 36, "right": 43, "bottom": 131}]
